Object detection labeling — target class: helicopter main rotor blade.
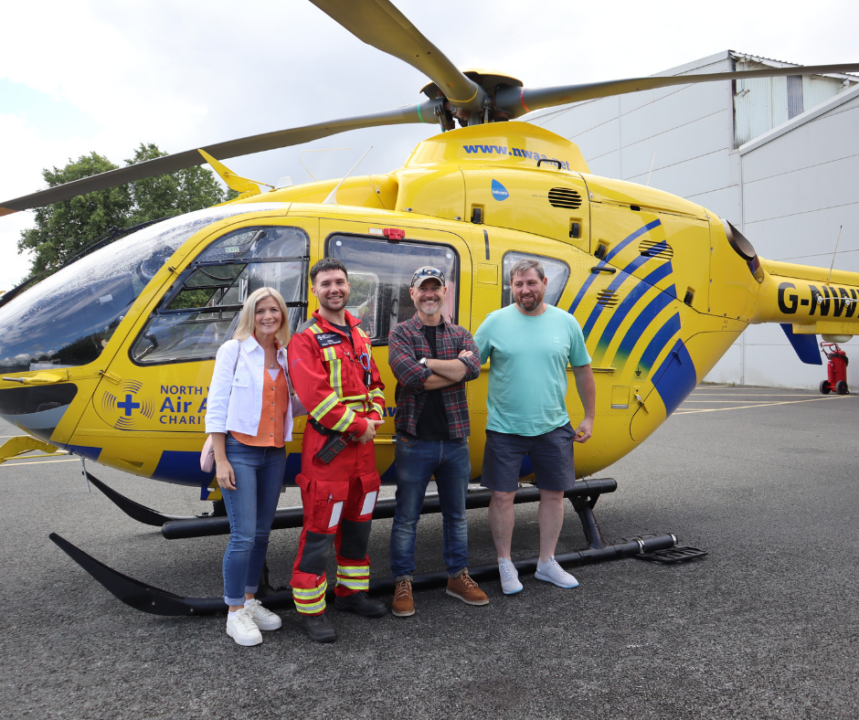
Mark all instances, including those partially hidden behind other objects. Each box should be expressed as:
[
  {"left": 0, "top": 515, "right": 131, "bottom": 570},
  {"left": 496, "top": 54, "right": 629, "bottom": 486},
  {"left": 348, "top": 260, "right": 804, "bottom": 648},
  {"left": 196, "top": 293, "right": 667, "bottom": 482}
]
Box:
[
  {"left": 498, "top": 63, "right": 859, "bottom": 118},
  {"left": 308, "top": 0, "right": 486, "bottom": 111},
  {"left": 0, "top": 101, "right": 438, "bottom": 216}
]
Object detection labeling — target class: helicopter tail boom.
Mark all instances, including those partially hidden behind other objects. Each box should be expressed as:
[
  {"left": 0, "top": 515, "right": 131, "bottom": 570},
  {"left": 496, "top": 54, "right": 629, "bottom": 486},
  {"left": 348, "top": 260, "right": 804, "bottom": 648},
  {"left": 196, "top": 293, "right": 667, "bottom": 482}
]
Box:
[{"left": 753, "top": 259, "right": 859, "bottom": 341}]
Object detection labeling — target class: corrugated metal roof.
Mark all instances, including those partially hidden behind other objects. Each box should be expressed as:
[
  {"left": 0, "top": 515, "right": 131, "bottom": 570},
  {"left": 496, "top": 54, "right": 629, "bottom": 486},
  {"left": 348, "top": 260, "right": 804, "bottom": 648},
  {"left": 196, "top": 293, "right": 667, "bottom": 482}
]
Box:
[
  {"left": 732, "top": 54, "right": 858, "bottom": 147},
  {"left": 730, "top": 51, "right": 859, "bottom": 81}
]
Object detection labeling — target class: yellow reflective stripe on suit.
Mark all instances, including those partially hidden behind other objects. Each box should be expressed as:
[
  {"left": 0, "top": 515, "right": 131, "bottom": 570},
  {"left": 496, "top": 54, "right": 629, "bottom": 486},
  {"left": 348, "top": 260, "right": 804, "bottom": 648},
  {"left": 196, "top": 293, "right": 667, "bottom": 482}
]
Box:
[
  {"left": 336, "top": 565, "right": 369, "bottom": 576},
  {"left": 331, "top": 408, "right": 356, "bottom": 432},
  {"left": 293, "top": 583, "right": 327, "bottom": 599},
  {"left": 294, "top": 597, "right": 326, "bottom": 614},
  {"left": 310, "top": 392, "right": 339, "bottom": 422},
  {"left": 293, "top": 582, "right": 327, "bottom": 614},
  {"left": 336, "top": 565, "right": 369, "bottom": 590}
]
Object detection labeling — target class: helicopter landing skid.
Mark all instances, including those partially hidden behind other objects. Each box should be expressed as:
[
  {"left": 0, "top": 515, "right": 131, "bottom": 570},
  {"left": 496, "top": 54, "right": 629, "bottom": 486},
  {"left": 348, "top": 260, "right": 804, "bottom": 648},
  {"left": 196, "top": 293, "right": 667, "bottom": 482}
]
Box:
[
  {"left": 50, "top": 530, "right": 677, "bottom": 616},
  {"left": 83, "top": 471, "right": 201, "bottom": 526},
  {"left": 50, "top": 477, "right": 678, "bottom": 616},
  {"left": 86, "top": 470, "right": 625, "bottom": 540}
]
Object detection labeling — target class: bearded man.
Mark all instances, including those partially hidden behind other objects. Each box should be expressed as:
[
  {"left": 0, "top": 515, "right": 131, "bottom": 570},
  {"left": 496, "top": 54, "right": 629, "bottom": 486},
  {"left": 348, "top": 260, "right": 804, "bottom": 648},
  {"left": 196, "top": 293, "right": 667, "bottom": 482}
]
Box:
[
  {"left": 387, "top": 266, "right": 486, "bottom": 617},
  {"left": 473, "top": 258, "right": 595, "bottom": 595}
]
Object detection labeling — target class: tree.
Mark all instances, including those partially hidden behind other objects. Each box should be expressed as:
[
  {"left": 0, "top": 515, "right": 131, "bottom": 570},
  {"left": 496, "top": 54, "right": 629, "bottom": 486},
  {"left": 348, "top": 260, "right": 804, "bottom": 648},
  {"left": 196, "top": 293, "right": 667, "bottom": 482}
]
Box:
[
  {"left": 125, "top": 143, "right": 235, "bottom": 225},
  {"left": 17, "top": 152, "right": 131, "bottom": 276},
  {"left": 17, "top": 144, "right": 237, "bottom": 279}
]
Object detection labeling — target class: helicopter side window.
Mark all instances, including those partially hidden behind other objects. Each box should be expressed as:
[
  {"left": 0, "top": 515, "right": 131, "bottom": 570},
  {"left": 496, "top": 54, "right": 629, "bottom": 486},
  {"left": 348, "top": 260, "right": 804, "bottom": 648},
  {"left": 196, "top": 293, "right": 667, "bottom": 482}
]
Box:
[
  {"left": 501, "top": 252, "right": 570, "bottom": 308},
  {"left": 130, "top": 226, "right": 309, "bottom": 365},
  {"left": 327, "top": 234, "right": 458, "bottom": 345}
]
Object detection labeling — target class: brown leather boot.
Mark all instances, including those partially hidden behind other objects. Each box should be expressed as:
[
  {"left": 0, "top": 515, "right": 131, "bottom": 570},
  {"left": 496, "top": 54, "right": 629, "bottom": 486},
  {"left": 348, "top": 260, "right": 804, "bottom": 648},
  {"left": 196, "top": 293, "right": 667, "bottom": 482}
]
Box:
[
  {"left": 446, "top": 570, "right": 489, "bottom": 605},
  {"left": 392, "top": 578, "right": 415, "bottom": 617}
]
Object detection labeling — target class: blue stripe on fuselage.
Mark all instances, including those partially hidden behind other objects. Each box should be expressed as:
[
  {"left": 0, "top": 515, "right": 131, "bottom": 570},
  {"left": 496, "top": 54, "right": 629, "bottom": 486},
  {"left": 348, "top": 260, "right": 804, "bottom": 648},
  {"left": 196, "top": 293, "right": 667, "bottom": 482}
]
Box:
[
  {"left": 651, "top": 339, "right": 697, "bottom": 416},
  {"left": 613, "top": 287, "right": 676, "bottom": 362},
  {"left": 568, "top": 219, "right": 662, "bottom": 316},
  {"left": 636, "top": 313, "right": 682, "bottom": 378},
  {"left": 588, "top": 262, "right": 674, "bottom": 346}
]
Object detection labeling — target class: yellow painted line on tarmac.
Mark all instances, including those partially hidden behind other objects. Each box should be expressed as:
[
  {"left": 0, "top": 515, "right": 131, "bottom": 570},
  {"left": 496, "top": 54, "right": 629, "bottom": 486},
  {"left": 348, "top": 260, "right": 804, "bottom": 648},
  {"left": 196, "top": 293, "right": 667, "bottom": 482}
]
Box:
[
  {"left": 0, "top": 457, "right": 79, "bottom": 468},
  {"left": 675, "top": 396, "right": 853, "bottom": 415}
]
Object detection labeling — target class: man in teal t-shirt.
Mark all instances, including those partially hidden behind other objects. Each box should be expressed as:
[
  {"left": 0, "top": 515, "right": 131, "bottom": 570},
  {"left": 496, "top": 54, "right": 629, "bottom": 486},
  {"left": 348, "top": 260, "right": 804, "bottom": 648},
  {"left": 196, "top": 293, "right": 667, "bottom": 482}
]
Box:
[{"left": 474, "top": 258, "right": 595, "bottom": 595}]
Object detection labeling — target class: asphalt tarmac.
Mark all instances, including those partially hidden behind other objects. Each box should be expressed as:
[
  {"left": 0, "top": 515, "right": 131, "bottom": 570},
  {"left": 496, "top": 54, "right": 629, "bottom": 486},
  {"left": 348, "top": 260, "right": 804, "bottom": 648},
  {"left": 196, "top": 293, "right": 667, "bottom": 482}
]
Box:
[{"left": 2, "top": 385, "right": 858, "bottom": 720}]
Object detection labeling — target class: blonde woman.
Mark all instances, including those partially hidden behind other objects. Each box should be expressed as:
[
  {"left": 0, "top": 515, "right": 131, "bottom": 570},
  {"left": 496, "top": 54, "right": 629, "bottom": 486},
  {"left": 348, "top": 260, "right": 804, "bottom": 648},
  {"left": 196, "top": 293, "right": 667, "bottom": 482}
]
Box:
[{"left": 205, "top": 287, "right": 295, "bottom": 646}]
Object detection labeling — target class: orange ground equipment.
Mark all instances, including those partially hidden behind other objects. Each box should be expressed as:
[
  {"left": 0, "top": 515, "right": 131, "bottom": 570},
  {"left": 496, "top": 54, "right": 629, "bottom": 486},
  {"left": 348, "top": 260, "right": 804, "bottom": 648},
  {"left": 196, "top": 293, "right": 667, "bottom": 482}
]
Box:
[{"left": 819, "top": 342, "right": 850, "bottom": 395}]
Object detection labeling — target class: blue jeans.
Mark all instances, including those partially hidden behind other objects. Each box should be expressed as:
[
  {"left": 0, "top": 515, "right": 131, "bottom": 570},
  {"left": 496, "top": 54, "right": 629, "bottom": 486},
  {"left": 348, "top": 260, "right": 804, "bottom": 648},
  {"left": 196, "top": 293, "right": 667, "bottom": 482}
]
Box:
[
  {"left": 221, "top": 435, "right": 286, "bottom": 606},
  {"left": 391, "top": 436, "right": 471, "bottom": 579}
]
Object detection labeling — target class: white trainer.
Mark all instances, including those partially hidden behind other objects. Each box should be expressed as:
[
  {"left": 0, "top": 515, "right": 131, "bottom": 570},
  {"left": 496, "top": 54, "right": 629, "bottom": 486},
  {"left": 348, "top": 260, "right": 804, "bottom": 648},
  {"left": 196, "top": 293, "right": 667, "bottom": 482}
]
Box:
[
  {"left": 535, "top": 557, "right": 579, "bottom": 589},
  {"left": 226, "top": 606, "right": 263, "bottom": 646},
  {"left": 245, "top": 599, "right": 282, "bottom": 631},
  {"left": 498, "top": 558, "right": 523, "bottom": 595}
]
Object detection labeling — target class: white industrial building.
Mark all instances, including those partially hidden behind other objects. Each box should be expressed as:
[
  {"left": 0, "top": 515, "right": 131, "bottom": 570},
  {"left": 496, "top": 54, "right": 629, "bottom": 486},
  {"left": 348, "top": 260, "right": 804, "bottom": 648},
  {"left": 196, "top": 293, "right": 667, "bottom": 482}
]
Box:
[{"left": 528, "top": 51, "right": 859, "bottom": 389}]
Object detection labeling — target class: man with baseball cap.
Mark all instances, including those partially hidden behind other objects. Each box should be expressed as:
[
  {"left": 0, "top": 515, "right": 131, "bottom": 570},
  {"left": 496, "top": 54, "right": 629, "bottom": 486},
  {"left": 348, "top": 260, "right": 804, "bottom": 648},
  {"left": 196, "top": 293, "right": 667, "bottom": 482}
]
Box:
[{"left": 387, "top": 266, "right": 487, "bottom": 617}]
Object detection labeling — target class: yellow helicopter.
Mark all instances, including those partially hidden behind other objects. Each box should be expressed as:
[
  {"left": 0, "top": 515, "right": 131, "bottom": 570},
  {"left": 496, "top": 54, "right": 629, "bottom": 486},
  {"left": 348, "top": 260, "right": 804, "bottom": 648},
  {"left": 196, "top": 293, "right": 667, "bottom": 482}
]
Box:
[{"left": 2, "top": 0, "right": 858, "bottom": 613}]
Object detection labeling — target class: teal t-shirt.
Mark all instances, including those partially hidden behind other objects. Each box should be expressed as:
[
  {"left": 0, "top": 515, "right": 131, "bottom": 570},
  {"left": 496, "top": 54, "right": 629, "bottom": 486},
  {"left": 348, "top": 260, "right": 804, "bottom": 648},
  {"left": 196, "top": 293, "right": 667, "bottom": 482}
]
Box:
[{"left": 473, "top": 304, "right": 591, "bottom": 436}]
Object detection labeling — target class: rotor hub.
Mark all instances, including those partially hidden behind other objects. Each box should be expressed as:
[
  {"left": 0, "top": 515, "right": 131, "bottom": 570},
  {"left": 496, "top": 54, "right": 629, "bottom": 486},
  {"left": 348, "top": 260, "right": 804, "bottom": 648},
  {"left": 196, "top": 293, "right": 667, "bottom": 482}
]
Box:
[{"left": 421, "top": 69, "right": 523, "bottom": 126}]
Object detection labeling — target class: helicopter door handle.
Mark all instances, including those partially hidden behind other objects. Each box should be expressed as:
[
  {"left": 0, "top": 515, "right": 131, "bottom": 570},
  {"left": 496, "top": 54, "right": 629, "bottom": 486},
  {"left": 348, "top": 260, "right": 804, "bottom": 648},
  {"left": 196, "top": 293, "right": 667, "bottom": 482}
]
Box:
[
  {"left": 635, "top": 393, "right": 649, "bottom": 415},
  {"left": 99, "top": 369, "right": 122, "bottom": 384},
  {"left": 590, "top": 266, "right": 617, "bottom": 274}
]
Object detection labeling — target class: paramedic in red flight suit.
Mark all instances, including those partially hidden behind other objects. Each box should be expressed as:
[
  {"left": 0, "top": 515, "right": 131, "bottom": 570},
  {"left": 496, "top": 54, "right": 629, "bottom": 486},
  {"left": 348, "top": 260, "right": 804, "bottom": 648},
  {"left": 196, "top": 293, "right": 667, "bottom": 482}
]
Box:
[{"left": 288, "top": 258, "right": 387, "bottom": 643}]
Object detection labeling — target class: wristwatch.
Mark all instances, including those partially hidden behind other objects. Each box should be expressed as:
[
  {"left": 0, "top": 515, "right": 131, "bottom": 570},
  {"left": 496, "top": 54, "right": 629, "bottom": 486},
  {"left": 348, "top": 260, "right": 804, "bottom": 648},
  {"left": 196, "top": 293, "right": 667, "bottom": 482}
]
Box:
[{"left": 418, "top": 357, "right": 428, "bottom": 366}]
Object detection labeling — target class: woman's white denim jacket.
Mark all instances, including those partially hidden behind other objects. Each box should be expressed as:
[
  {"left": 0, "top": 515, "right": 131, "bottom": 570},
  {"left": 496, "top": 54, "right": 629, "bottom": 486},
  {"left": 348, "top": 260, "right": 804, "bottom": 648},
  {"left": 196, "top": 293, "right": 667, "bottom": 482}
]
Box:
[{"left": 205, "top": 336, "right": 294, "bottom": 442}]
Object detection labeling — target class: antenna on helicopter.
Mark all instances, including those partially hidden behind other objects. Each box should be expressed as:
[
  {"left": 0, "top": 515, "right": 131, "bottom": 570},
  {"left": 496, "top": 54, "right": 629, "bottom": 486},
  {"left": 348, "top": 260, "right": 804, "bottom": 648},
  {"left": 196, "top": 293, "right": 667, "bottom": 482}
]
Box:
[
  {"left": 323, "top": 146, "right": 373, "bottom": 205},
  {"left": 827, "top": 225, "right": 844, "bottom": 285},
  {"left": 646, "top": 153, "right": 656, "bottom": 187},
  {"left": 298, "top": 148, "right": 352, "bottom": 181}
]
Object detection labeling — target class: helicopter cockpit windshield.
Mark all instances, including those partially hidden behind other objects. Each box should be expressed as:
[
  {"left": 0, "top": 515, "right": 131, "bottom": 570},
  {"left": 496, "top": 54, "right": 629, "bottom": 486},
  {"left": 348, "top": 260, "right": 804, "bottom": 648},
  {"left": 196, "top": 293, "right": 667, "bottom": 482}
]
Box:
[{"left": 0, "top": 204, "right": 287, "bottom": 374}]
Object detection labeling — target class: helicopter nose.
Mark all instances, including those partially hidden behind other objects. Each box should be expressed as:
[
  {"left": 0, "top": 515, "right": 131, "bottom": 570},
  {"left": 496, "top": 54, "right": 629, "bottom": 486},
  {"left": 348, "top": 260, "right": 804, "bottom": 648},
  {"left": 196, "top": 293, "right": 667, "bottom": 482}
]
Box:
[{"left": 0, "top": 383, "right": 79, "bottom": 443}]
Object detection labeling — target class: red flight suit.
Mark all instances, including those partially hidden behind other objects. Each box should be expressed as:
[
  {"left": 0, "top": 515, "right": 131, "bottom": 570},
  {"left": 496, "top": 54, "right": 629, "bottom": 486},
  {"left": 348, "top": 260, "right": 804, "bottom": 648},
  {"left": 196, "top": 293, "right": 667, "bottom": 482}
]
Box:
[{"left": 287, "top": 310, "right": 385, "bottom": 615}]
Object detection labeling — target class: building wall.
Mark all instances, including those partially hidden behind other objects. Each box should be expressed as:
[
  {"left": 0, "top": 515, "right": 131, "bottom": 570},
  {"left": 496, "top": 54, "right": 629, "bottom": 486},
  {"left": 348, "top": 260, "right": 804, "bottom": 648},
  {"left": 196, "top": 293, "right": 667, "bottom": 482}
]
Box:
[
  {"left": 736, "top": 87, "right": 859, "bottom": 389},
  {"left": 531, "top": 53, "right": 859, "bottom": 389}
]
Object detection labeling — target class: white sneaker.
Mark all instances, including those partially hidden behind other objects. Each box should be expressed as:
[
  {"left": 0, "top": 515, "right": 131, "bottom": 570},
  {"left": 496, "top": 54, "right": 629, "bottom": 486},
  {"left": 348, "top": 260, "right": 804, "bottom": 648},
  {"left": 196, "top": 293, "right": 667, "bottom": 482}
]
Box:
[
  {"left": 226, "top": 606, "right": 263, "bottom": 646},
  {"left": 245, "top": 599, "right": 282, "bottom": 631},
  {"left": 535, "top": 557, "right": 579, "bottom": 589},
  {"left": 498, "top": 558, "right": 523, "bottom": 595}
]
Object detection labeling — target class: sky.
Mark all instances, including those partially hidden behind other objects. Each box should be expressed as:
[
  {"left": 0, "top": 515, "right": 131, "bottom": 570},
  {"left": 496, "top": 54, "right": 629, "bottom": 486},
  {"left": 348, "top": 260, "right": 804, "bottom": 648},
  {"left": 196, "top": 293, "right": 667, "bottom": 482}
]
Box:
[{"left": 2, "top": 0, "right": 858, "bottom": 289}]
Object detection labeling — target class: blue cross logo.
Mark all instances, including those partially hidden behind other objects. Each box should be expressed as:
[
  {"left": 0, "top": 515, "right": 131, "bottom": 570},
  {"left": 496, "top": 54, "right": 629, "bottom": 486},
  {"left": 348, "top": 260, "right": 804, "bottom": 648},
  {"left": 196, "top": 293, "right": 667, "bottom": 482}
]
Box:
[{"left": 117, "top": 394, "right": 141, "bottom": 416}]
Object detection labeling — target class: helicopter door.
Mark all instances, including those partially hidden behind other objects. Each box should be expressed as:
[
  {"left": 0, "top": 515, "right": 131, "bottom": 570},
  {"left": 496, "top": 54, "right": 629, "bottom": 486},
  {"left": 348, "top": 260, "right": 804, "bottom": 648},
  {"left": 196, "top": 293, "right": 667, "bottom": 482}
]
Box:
[
  {"left": 320, "top": 218, "right": 473, "bottom": 452},
  {"left": 76, "top": 219, "right": 312, "bottom": 484}
]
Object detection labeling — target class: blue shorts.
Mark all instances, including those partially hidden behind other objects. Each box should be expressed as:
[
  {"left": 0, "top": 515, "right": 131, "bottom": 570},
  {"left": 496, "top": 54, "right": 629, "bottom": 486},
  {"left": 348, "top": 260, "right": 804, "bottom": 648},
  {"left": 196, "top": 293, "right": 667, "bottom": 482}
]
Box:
[{"left": 480, "top": 423, "right": 577, "bottom": 492}]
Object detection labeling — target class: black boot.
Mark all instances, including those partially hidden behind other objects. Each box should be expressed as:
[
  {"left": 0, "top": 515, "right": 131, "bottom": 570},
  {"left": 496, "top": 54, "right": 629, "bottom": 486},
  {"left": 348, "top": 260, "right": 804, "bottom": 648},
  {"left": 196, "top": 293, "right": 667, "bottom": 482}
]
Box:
[
  {"left": 304, "top": 612, "right": 337, "bottom": 643},
  {"left": 334, "top": 591, "right": 388, "bottom": 617}
]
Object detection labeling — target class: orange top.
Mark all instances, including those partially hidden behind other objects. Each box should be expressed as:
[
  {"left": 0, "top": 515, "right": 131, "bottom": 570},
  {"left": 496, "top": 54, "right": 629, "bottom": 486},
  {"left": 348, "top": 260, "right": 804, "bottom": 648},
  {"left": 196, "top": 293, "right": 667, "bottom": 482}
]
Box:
[{"left": 230, "top": 367, "right": 290, "bottom": 448}]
